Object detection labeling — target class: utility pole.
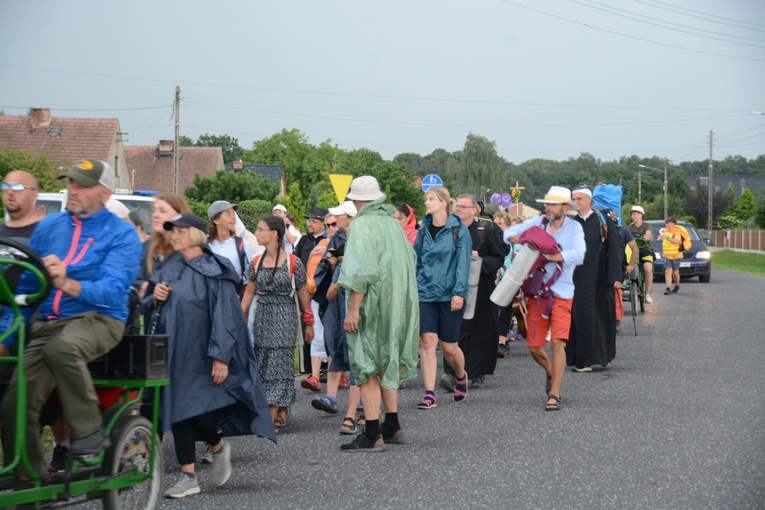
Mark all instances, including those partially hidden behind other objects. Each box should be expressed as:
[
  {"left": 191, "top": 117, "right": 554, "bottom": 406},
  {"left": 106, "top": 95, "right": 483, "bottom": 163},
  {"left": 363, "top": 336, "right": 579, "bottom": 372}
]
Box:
[
  {"left": 173, "top": 85, "right": 180, "bottom": 195},
  {"left": 663, "top": 158, "right": 668, "bottom": 219},
  {"left": 708, "top": 130, "right": 713, "bottom": 233}
]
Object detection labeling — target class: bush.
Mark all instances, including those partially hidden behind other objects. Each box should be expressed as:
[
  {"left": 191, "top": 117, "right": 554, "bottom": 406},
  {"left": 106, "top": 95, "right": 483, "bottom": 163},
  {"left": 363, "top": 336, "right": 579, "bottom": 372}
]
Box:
[
  {"left": 713, "top": 215, "right": 742, "bottom": 230},
  {"left": 237, "top": 199, "right": 273, "bottom": 231}
]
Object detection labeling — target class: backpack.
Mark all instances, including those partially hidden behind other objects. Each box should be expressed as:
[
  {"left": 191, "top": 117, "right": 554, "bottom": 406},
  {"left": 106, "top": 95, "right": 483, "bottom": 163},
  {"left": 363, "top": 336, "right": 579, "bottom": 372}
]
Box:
[{"left": 513, "top": 218, "right": 563, "bottom": 318}]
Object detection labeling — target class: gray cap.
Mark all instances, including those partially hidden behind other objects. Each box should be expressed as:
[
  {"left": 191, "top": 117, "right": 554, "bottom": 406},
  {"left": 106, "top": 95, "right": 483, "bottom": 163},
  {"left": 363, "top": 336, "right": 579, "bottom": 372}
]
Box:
[{"left": 207, "top": 200, "right": 238, "bottom": 220}]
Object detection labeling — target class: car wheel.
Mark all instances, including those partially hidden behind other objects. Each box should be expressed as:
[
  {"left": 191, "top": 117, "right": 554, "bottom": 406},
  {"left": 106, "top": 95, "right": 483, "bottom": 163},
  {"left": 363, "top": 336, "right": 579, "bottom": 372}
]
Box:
[{"left": 699, "top": 272, "right": 711, "bottom": 283}]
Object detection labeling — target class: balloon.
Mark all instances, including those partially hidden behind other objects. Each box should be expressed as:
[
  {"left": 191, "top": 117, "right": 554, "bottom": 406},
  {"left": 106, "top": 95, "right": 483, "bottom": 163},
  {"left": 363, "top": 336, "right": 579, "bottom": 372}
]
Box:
[
  {"left": 490, "top": 193, "right": 502, "bottom": 205},
  {"left": 501, "top": 193, "right": 512, "bottom": 209}
]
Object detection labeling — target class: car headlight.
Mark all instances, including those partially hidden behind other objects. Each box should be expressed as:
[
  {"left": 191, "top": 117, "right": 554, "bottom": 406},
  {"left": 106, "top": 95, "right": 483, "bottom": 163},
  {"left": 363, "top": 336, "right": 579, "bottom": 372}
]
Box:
[
  {"left": 654, "top": 252, "right": 662, "bottom": 260},
  {"left": 696, "top": 251, "right": 711, "bottom": 260}
]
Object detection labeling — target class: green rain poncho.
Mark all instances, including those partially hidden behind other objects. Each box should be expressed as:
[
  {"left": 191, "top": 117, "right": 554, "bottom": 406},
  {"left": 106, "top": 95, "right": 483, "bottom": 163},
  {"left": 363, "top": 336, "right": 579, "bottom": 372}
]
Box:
[{"left": 337, "top": 196, "right": 420, "bottom": 388}]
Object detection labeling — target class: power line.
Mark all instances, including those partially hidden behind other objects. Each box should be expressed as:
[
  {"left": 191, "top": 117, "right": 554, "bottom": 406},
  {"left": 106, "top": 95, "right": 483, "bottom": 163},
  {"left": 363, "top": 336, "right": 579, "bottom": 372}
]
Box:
[
  {"left": 497, "top": 0, "right": 765, "bottom": 62},
  {"left": 633, "top": 0, "right": 765, "bottom": 31},
  {"left": 572, "top": 0, "right": 765, "bottom": 47}
]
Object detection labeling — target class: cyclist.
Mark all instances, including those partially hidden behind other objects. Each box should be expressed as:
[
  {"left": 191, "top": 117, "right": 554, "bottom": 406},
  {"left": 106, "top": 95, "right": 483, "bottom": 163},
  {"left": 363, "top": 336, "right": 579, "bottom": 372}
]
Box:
[
  {"left": 627, "top": 205, "right": 654, "bottom": 303},
  {"left": 0, "top": 159, "right": 141, "bottom": 475}
]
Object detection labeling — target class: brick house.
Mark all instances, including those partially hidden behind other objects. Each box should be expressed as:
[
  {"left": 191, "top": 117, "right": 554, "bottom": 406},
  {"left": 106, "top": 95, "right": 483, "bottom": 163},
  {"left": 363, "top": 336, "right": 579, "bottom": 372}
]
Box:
[
  {"left": 0, "top": 108, "right": 131, "bottom": 189},
  {"left": 126, "top": 141, "right": 224, "bottom": 195}
]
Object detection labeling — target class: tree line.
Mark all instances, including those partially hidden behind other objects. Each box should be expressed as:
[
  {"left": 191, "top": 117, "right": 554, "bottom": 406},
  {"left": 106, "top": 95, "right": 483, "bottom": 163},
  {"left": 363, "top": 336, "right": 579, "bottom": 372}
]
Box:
[{"left": 3, "top": 130, "right": 765, "bottom": 230}]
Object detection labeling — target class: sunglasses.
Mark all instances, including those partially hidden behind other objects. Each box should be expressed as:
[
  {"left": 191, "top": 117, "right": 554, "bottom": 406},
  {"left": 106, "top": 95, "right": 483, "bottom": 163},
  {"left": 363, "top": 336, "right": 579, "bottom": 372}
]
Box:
[
  {"left": 1, "top": 182, "right": 37, "bottom": 192},
  {"left": 325, "top": 222, "right": 338, "bottom": 228}
]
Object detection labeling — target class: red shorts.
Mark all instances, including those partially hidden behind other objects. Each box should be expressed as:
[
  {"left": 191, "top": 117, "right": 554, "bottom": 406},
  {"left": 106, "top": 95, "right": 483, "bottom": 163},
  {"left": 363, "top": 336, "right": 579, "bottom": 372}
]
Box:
[{"left": 525, "top": 296, "right": 573, "bottom": 349}]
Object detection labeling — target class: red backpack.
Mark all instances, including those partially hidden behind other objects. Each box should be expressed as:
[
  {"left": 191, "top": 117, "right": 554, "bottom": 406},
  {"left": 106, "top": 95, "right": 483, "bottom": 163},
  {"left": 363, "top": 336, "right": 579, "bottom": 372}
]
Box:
[{"left": 513, "top": 218, "right": 563, "bottom": 318}]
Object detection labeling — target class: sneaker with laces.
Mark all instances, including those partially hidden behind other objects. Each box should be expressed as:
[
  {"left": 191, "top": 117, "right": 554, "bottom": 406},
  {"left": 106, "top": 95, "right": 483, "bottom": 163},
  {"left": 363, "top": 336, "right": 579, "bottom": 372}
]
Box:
[
  {"left": 209, "top": 441, "right": 232, "bottom": 487},
  {"left": 47, "top": 444, "right": 69, "bottom": 473},
  {"left": 311, "top": 395, "right": 339, "bottom": 414},
  {"left": 671, "top": 285, "right": 679, "bottom": 293},
  {"left": 380, "top": 424, "right": 405, "bottom": 444},
  {"left": 339, "top": 374, "right": 350, "bottom": 388},
  {"left": 201, "top": 444, "right": 213, "bottom": 464},
  {"left": 645, "top": 294, "right": 653, "bottom": 303},
  {"left": 438, "top": 373, "right": 455, "bottom": 393},
  {"left": 615, "top": 320, "right": 623, "bottom": 333},
  {"left": 664, "top": 288, "right": 671, "bottom": 295},
  {"left": 164, "top": 472, "right": 200, "bottom": 498},
  {"left": 470, "top": 374, "right": 485, "bottom": 389},
  {"left": 340, "top": 433, "right": 386, "bottom": 452},
  {"left": 300, "top": 375, "right": 322, "bottom": 392}
]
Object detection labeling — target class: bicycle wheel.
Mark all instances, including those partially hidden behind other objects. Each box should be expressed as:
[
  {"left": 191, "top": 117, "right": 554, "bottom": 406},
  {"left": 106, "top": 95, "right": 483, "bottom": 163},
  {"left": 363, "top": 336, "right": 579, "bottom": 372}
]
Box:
[{"left": 101, "top": 415, "right": 163, "bottom": 510}]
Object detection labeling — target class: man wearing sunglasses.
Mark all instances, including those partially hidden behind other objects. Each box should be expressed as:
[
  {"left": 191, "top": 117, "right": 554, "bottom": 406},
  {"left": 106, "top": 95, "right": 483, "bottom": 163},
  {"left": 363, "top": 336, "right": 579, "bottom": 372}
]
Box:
[
  {"left": 1, "top": 171, "right": 43, "bottom": 243},
  {"left": 0, "top": 171, "right": 45, "bottom": 398}
]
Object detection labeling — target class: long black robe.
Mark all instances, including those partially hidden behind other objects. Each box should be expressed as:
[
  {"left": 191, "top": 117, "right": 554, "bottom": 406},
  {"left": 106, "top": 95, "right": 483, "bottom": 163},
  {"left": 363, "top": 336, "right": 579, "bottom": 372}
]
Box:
[
  {"left": 447, "top": 220, "right": 505, "bottom": 378},
  {"left": 566, "top": 211, "right": 622, "bottom": 368}
]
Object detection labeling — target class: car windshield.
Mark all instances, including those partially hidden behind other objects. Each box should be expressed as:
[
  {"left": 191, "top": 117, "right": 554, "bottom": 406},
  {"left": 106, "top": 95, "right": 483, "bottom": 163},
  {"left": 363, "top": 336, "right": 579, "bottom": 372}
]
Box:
[{"left": 647, "top": 221, "right": 702, "bottom": 242}]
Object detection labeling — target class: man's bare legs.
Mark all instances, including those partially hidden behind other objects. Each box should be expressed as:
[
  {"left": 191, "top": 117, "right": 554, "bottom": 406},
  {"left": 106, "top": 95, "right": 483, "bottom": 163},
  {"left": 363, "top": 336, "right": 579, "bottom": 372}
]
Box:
[{"left": 528, "top": 338, "right": 565, "bottom": 405}]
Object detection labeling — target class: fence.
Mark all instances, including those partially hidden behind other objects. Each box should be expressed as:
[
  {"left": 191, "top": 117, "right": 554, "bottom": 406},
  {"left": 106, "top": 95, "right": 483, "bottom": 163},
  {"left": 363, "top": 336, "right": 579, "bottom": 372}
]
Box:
[{"left": 713, "top": 230, "right": 765, "bottom": 254}]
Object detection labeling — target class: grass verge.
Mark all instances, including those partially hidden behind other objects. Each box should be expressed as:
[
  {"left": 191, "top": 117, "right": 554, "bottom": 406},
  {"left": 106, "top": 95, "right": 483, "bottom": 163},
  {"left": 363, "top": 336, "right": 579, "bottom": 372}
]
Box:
[{"left": 713, "top": 249, "right": 765, "bottom": 277}]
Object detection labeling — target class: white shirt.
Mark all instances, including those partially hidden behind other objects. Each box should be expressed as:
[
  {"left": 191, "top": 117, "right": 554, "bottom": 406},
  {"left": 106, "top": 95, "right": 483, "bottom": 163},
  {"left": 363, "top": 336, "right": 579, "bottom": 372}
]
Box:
[{"left": 209, "top": 236, "right": 254, "bottom": 281}]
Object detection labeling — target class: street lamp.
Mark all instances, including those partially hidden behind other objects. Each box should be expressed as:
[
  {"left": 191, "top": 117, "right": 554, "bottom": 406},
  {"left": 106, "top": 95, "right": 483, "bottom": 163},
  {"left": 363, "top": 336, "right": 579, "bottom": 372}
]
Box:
[{"left": 638, "top": 162, "right": 668, "bottom": 219}]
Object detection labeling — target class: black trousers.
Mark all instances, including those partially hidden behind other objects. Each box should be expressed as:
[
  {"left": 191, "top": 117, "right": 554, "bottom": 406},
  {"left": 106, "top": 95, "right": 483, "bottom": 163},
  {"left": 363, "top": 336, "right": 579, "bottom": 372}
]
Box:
[{"left": 171, "top": 411, "right": 220, "bottom": 466}]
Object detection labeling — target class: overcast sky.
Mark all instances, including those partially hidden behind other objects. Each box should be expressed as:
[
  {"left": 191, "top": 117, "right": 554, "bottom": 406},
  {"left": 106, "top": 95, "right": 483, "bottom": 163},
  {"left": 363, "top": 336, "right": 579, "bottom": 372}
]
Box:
[{"left": 1, "top": 0, "right": 764, "bottom": 166}]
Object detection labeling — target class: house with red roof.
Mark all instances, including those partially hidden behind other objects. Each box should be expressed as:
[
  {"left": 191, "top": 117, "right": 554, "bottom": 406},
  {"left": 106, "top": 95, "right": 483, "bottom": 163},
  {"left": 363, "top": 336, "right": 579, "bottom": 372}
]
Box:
[
  {"left": 125, "top": 141, "right": 224, "bottom": 194},
  {"left": 0, "top": 108, "right": 131, "bottom": 189}
]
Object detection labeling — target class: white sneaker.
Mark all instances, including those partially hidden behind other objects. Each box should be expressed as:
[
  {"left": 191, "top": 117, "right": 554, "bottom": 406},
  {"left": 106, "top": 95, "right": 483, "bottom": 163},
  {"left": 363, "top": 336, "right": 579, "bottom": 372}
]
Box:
[
  {"left": 645, "top": 294, "right": 653, "bottom": 303},
  {"left": 209, "top": 440, "right": 232, "bottom": 487},
  {"left": 164, "top": 472, "right": 200, "bottom": 498}
]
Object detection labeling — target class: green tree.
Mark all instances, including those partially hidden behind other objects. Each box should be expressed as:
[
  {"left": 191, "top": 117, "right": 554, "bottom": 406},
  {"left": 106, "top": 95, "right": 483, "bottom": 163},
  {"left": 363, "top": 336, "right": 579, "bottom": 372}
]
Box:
[
  {"left": 0, "top": 148, "right": 60, "bottom": 192},
  {"left": 243, "top": 129, "right": 313, "bottom": 187},
  {"left": 733, "top": 188, "right": 757, "bottom": 224},
  {"left": 754, "top": 195, "right": 765, "bottom": 229},
  {"left": 195, "top": 133, "right": 244, "bottom": 164},
  {"left": 457, "top": 133, "right": 504, "bottom": 198},
  {"left": 179, "top": 135, "right": 195, "bottom": 146},
  {"left": 184, "top": 170, "right": 278, "bottom": 204}
]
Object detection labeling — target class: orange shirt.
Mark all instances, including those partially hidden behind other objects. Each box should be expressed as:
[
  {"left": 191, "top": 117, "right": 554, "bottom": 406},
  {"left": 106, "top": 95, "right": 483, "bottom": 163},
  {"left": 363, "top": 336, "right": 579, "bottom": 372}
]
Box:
[{"left": 662, "top": 225, "right": 689, "bottom": 260}]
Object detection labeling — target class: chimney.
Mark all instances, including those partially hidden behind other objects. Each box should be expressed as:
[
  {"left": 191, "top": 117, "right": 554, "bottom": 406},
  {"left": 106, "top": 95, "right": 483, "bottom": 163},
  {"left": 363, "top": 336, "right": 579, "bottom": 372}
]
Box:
[
  {"left": 157, "top": 140, "right": 174, "bottom": 155},
  {"left": 29, "top": 108, "right": 51, "bottom": 128},
  {"left": 233, "top": 160, "right": 244, "bottom": 170}
]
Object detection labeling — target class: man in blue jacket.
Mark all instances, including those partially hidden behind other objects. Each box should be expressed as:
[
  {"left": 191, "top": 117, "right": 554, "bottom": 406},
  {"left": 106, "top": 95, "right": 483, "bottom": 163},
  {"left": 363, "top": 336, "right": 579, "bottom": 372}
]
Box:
[{"left": 1, "top": 159, "right": 142, "bottom": 475}]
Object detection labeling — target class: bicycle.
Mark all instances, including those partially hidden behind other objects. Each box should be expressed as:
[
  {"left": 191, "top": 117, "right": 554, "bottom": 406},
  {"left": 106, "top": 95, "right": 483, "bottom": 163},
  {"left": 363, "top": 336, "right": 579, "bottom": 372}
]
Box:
[{"left": 0, "top": 236, "right": 168, "bottom": 510}]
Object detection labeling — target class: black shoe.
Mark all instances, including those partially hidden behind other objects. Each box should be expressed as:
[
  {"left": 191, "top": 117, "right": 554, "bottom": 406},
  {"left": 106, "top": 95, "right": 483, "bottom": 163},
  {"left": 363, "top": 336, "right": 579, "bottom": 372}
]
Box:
[
  {"left": 470, "top": 374, "right": 485, "bottom": 389},
  {"left": 664, "top": 288, "right": 671, "bottom": 295},
  {"left": 47, "top": 444, "right": 69, "bottom": 472},
  {"left": 70, "top": 430, "right": 110, "bottom": 456},
  {"left": 671, "top": 285, "right": 679, "bottom": 293},
  {"left": 340, "top": 433, "right": 386, "bottom": 452}
]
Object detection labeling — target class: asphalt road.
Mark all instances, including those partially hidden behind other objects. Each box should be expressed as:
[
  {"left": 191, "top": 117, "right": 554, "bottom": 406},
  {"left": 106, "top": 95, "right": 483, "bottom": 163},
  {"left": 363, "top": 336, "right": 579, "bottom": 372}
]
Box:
[{"left": 154, "top": 269, "right": 764, "bottom": 510}]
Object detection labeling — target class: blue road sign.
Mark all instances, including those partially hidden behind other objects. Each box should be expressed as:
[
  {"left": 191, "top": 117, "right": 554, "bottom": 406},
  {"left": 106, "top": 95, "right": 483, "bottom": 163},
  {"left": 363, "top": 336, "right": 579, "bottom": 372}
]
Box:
[{"left": 422, "top": 174, "right": 443, "bottom": 191}]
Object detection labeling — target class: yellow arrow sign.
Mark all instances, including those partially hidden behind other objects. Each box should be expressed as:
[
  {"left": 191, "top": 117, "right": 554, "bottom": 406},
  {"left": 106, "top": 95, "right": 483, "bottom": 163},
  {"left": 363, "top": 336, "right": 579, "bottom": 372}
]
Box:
[{"left": 329, "top": 174, "right": 354, "bottom": 204}]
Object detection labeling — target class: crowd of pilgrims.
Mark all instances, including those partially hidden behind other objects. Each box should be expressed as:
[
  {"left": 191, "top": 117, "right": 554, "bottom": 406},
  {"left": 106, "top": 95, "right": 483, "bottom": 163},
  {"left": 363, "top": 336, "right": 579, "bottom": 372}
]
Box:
[{"left": 10, "top": 184, "right": 632, "bottom": 498}]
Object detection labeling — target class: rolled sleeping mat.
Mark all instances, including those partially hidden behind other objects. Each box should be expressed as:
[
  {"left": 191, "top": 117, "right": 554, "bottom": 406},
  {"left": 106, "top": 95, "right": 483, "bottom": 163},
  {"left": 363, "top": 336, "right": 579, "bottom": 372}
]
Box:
[
  {"left": 462, "top": 255, "right": 483, "bottom": 320},
  {"left": 490, "top": 243, "right": 539, "bottom": 307}
]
